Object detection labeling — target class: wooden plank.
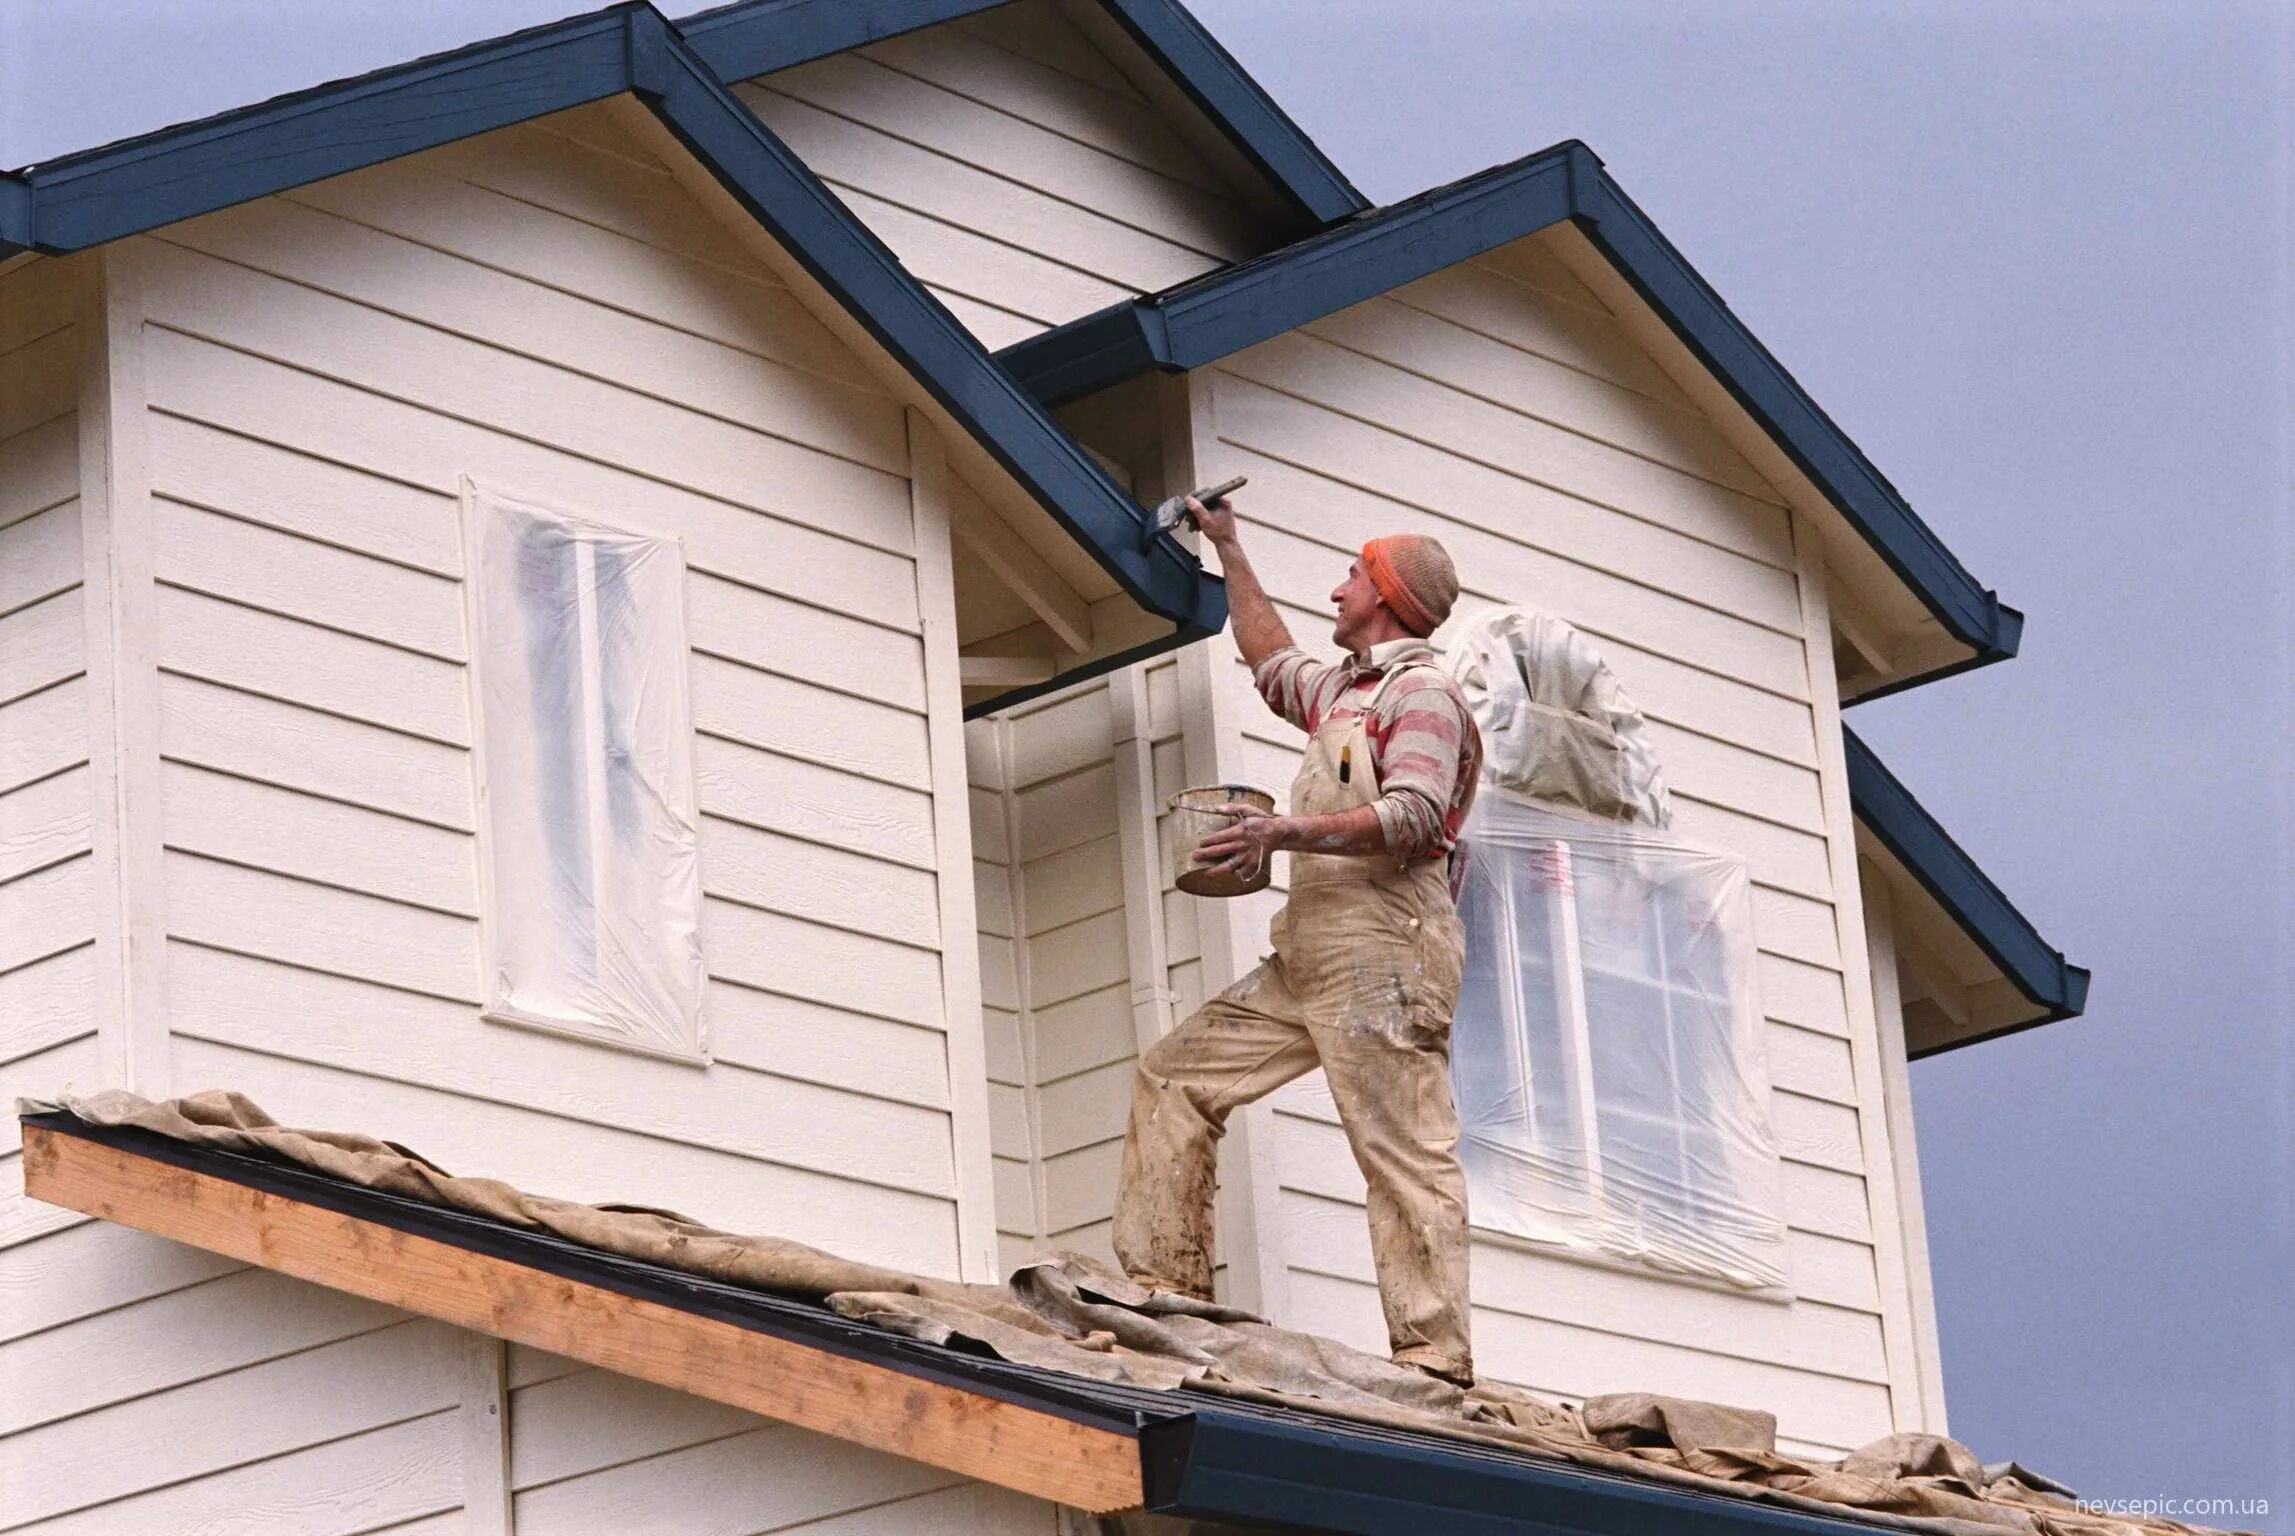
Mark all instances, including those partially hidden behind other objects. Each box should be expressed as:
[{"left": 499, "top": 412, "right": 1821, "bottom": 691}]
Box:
[
  {"left": 0, "top": 586, "right": 83, "bottom": 706},
  {"left": 0, "top": 764, "right": 93, "bottom": 884},
  {"left": 146, "top": 333, "right": 925, "bottom": 632},
  {"left": 0, "top": 256, "right": 77, "bottom": 355},
  {"left": 703, "top": 814, "right": 940, "bottom": 950},
  {"left": 283, "top": 156, "right": 883, "bottom": 391},
  {"left": 168, "top": 1022, "right": 958, "bottom": 1278},
  {"left": 158, "top": 585, "right": 466, "bottom": 747},
  {"left": 0, "top": 945, "right": 95, "bottom": 1065},
  {"left": 1024, "top": 909, "right": 1127, "bottom": 1010},
  {"left": 1305, "top": 297, "right": 1781, "bottom": 503},
  {"left": 0, "top": 412, "right": 80, "bottom": 530},
  {"left": 764, "top": 52, "right": 1254, "bottom": 256},
  {"left": 20, "top": 1126, "right": 1148, "bottom": 1512},
  {"left": 0, "top": 1262, "right": 407, "bottom": 1436},
  {"left": 506, "top": 1363, "right": 763, "bottom": 1491},
  {"left": 1223, "top": 333, "right": 1796, "bottom": 568},
  {"left": 0, "top": 675, "right": 89, "bottom": 795},
  {"left": 689, "top": 570, "right": 928, "bottom": 715},
  {"left": 158, "top": 673, "right": 471, "bottom": 832},
  {"left": 1391, "top": 260, "right": 1696, "bottom": 412},
  {"left": 160, "top": 761, "right": 475, "bottom": 917},
  {"left": 152, "top": 497, "right": 464, "bottom": 661},
  {"left": 1021, "top": 834, "right": 1124, "bottom": 934},
  {"left": 1, "top": 1412, "right": 459, "bottom": 1536},
  {"left": 863, "top": 27, "right": 1215, "bottom": 186},
  {"left": 692, "top": 654, "right": 931, "bottom": 794},
  {"left": 159, "top": 200, "right": 908, "bottom": 476},
  {"left": 0, "top": 1314, "right": 463, "bottom": 1528},
  {"left": 952, "top": 2, "right": 1145, "bottom": 100},
  {"left": 0, "top": 498, "right": 82, "bottom": 616},
  {"left": 0, "top": 1217, "right": 243, "bottom": 1343},
  {"left": 736, "top": 87, "right": 1220, "bottom": 296},
  {"left": 695, "top": 733, "right": 934, "bottom": 872},
  {"left": 0, "top": 327, "right": 77, "bottom": 442},
  {"left": 511, "top": 1418, "right": 959, "bottom": 1533},
  {"left": 1033, "top": 1059, "right": 1134, "bottom": 1160},
  {"left": 1277, "top": 1185, "right": 1885, "bottom": 1382},
  {"left": 0, "top": 854, "right": 93, "bottom": 975},
  {"left": 705, "top": 897, "right": 946, "bottom": 1030},
  {"left": 167, "top": 943, "right": 956, "bottom": 1200}
]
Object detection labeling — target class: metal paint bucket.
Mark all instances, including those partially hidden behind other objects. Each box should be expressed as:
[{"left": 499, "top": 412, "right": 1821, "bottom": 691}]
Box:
[{"left": 1167, "top": 784, "right": 1277, "bottom": 898}]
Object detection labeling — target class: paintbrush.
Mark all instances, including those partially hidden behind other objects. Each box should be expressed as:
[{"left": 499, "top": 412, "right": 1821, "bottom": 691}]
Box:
[{"left": 1139, "top": 476, "right": 1248, "bottom": 549}]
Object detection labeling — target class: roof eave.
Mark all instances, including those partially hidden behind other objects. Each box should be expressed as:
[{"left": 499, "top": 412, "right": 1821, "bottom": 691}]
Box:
[
  {"left": 995, "top": 141, "right": 2018, "bottom": 692},
  {"left": 0, "top": 1, "right": 1219, "bottom": 648},
  {"left": 1846, "top": 726, "right": 2089, "bottom": 1055}
]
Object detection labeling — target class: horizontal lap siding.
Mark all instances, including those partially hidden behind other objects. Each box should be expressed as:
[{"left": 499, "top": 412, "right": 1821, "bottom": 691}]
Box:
[
  {"left": 0, "top": 263, "right": 96, "bottom": 1269},
  {"left": 3, "top": 111, "right": 996, "bottom": 1532},
  {"left": 1206, "top": 254, "right": 1892, "bottom": 1447},
  {"left": 740, "top": 0, "right": 1261, "bottom": 346}
]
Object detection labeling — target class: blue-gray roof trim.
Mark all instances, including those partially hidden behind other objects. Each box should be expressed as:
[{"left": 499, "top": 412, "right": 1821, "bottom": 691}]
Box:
[
  {"left": 669, "top": 0, "right": 1362, "bottom": 234},
  {"left": 995, "top": 139, "right": 2022, "bottom": 680},
  {"left": 1846, "top": 727, "right": 2090, "bottom": 1055},
  {"left": 0, "top": 2, "right": 1224, "bottom": 699}
]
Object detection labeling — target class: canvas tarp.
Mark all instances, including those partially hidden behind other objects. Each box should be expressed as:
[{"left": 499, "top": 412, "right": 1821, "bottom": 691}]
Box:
[{"left": 24, "top": 1090, "right": 2240, "bottom": 1536}]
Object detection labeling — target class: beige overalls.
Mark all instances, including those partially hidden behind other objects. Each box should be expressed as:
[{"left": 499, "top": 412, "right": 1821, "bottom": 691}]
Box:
[{"left": 1112, "top": 664, "right": 1474, "bottom": 1382}]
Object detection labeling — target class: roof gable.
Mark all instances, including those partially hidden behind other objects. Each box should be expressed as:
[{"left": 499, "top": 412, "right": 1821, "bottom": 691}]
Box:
[
  {"left": 679, "top": 0, "right": 1361, "bottom": 236},
  {"left": 0, "top": 1, "right": 1224, "bottom": 707},
  {"left": 996, "top": 139, "right": 2024, "bottom": 697},
  {"left": 1848, "top": 729, "right": 2090, "bottom": 1056}
]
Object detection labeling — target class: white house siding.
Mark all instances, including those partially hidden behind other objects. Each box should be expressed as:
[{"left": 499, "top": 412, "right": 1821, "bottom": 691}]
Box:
[
  {"left": 738, "top": 0, "right": 1262, "bottom": 348},
  {"left": 0, "top": 256, "right": 97, "bottom": 1258},
  {"left": 502, "top": 1347, "right": 1058, "bottom": 1536},
  {"left": 1165, "top": 235, "right": 1902, "bottom": 1456},
  {"left": 0, "top": 105, "right": 1019, "bottom": 1530},
  {"left": 966, "top": 655, "right": 1187, "bottom": 1277}
]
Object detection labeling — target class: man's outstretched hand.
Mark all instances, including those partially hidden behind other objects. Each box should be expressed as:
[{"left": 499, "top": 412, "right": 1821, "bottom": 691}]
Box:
[{"left": 1186, "top": 492, "right": 1239, "bottom": 546}]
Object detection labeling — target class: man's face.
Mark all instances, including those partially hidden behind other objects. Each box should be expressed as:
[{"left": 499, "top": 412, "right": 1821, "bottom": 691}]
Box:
[{"left": 1330, "top": 559, "right": 1385, "bottom": 653}]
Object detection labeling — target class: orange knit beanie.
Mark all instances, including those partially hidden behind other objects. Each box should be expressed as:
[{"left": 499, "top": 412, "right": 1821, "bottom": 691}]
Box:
[{"left": 1360, "top": 535, "right": 1459, "bottom": 637}]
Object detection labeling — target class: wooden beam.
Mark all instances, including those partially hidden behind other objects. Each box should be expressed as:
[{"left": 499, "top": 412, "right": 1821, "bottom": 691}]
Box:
[
  {"left": 960, "top": 655, "right": 1059, "bottom": 689},
  {"left": 19, "top": 1125, "right": 1147, "bottom": 1513},
  {"left": 949, "top": 492, "right": 1094, "bottom": 654}
]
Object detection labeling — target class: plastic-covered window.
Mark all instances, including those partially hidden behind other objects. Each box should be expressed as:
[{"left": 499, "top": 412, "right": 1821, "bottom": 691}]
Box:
[
  {"left": 1451, "top": 793, "right": 1788, "bottom": 1290},
  {"left": 463, "top": 481, "right": 705, "bottom": 1060}
]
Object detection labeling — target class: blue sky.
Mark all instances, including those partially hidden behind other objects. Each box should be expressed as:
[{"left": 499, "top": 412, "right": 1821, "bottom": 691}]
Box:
[{"left": 6, "top": 0, "right": 2288, "bottom": 1519}]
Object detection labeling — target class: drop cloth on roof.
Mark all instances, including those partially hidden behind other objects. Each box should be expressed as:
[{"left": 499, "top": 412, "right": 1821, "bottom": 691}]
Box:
[{"left": 24, "top": 1090, "right": 2241, "bottom": 1536}]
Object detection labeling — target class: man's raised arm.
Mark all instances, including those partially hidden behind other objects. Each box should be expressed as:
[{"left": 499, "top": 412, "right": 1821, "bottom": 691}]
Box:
[{"left": 1186, "top": 494, "right": 1293, "bottom": 670}]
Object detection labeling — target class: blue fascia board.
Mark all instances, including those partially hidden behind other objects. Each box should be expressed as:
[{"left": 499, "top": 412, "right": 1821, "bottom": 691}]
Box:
[
  {"left": 679, "top": 0, "right": 1008, "bottom": 83},
  {"left": 996, "top": 139, "right": 2021, "bottom": 681},
  {"left": 1145, "top": 1408, "right": 1916, "bottom": 1536},
  {"left": 1845, "top": 726, "right": 2089, "bottom": 1052},
  {"left": 676, "top": 0, "right": 1362, "bottom": 235},
  {"left": 1093, "top": 0, "right": 1365, "bottom": 231},
  {"left": 633, "top": 12, "right": 1214, "bottom": 629},
  {"left": 0, "top": 2, "right": 1220, "bottom": 673},
  {"left": 15, "top": 7, "right": 645, "bottom": 252}
]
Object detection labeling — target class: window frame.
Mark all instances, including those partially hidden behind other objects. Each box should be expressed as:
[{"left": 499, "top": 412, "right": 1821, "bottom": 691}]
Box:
[{"left": 460, "top": 477, "right": 710, "bottom": 1065}]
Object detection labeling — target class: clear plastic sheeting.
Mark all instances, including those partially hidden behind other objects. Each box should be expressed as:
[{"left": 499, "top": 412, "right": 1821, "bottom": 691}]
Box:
[
  {"left": 463, "top": 481, "right": 705, "bottom": 1059},
  {"left": 1450, "top": 793, "right": 1788, "bottom": 1290},
  {"left": 1444, "top": 608, "right": 1669, "bottom": 826}
]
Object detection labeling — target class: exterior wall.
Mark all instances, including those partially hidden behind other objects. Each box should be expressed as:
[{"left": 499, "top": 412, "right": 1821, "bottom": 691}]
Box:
[
  {"left": 0, "top": 106, "right": 1013, "bottom": 1528},
  {"left": 1161, "top": 236, "right": 1913, "bottom": 1455},
  {"left": 0, "top": 255, "right": 98, "bottom": 1248},
  {"left": 739, "top": 0, "right": 1263, "bottom": 348}
]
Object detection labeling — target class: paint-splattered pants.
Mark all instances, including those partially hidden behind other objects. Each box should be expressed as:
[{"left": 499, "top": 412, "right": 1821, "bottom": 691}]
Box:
[{"left": 1112, "top": 862, "right": 1473, "bottom": 1383}]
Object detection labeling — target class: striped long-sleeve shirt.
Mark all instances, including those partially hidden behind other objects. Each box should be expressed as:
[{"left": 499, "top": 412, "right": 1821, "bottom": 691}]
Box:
[{"left": 1252, "top": 638, "right": 1482, "bottom": 860}]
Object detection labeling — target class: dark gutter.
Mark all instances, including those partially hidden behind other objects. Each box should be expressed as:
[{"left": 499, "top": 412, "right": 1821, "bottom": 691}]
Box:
[
  {"left": 1143, "top": 1408, "right": 1913, "bottom": 1536},
  {"left": 0, "top": 2, "right": 1221, "bottom": 673},
  {"left": 26, "top": 1107, "right": 1918, "bottom": 1536},
  {"left": 1845, "top": 726, "right": 2089, "bottom": 1056},
  {"left": 994, "top": 139, "right": 2020, "bottom": 686},
  {"left": 1092, "top": 0, "right": 1365, "bottom": 232}
]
